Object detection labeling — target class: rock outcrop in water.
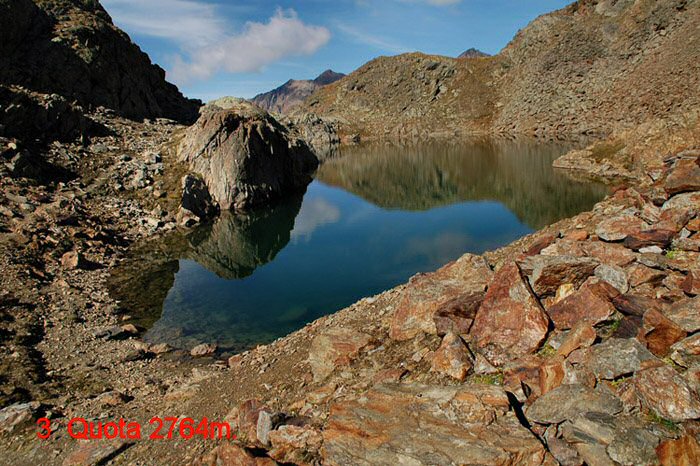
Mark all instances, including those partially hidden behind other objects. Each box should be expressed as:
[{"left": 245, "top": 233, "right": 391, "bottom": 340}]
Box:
[{"left": 178, "top": 101, "right": 318, "bottom": 213}]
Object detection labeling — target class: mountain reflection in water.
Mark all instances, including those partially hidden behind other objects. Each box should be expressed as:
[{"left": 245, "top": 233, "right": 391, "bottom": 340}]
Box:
[{"left": 109, "top": 138, "right": 607, "bottom": 352}]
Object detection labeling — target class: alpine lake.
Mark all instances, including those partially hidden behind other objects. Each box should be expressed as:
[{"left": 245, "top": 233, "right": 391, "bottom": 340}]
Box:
[{"left": 109, "top": 138, "right": 608, "bottom": 354}]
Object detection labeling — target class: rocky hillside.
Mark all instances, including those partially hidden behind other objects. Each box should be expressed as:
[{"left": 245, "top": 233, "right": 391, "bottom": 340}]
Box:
[
  {"left": 303, "top": 0, "right": 700, "bottom": 140},
  {"left": 0, "top": 0, "right": 200, "bottom": 123},
  {"left": 252, "top": 70, "right": 345, "bottom": 114}
]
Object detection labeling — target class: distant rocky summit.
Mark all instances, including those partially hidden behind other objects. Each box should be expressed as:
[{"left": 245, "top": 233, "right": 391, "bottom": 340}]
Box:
[
  {"left": 458, "top": 48, "right": 489, "bottom": 58},
  {"left": 178, "top": 101, "right": 318, "bottom": 217},
  {"left": 252, "top": 70, "right": 345, "bottom": 114},
  {"left": 0, "top": 0, "right": 200, "bottom": 123}
]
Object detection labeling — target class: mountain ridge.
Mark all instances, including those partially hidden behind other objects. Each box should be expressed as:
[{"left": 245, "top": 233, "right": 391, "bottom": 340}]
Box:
[{"left": 251, "top": 69, "right": 345, "bottom": 114}]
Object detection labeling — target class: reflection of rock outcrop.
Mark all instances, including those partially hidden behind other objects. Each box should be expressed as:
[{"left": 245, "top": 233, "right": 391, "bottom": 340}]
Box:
[
  {"left": 185, "top": 195, "right": 303, "bottom": 279},
  {"left": 316, "top": 139, "right": 607, "bottom": 229},
  {"left": 108, "top": 194, "right": 303, "bottom": 325}
]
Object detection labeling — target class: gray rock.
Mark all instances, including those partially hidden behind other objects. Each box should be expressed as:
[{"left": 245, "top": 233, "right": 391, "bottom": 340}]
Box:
[
  {"left": 178, "top": 102, "right": 318, "bottom": 211},
  {"left": 606, "top": 427, "right": 659, "bottom": 466},
  {"left": 526, "top": 384, "right": 623, "bottom": 424},
  {"left": 180, "top": 174, "right": 218, "bottom": 221},
  {"left": 0, "top": 402, "right": 39, "bottom": 433},
  {"left": 595, "top": 264, "right": 629, "bottom": 293},
  {"left": 586, "top": 338, "right": 658, "bottom": 380}
]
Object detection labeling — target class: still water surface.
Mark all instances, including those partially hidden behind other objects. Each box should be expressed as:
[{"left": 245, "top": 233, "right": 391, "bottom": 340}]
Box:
[{"left": 110, "top": 138, "right": 607, "bottom": 352}]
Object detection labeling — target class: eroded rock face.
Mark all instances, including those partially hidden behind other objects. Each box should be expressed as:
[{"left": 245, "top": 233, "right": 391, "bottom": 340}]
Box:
[
  {"left": 321, "top": 383, "right": 546, "bottom": 466},
  {"left": 470, "top": 262, "right": 549, "bottom": 366},
  {"left": 179, "top": 103, "right": 318, "bottom": 211}
]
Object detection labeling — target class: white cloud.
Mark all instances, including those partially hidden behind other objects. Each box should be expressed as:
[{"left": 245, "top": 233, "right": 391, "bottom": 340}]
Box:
[
  {"left": 102, "top": 0, "right": 226, "bottom": 47},
  {"left": 335, "top": 23, "right": 409, "bottom": 54},
  {"left": 102, "top": 1, "right": 331, "bottom": 85}
]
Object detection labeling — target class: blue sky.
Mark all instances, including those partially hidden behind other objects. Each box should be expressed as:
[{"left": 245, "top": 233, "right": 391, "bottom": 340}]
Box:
[{"left": 102, "top": 0, "right": 572, "bottom": 101}]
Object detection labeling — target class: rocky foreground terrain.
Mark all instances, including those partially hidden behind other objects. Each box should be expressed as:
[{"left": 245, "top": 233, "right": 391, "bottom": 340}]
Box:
[{"left": 1, "top": 0, "right": 700, "bottom": 465}]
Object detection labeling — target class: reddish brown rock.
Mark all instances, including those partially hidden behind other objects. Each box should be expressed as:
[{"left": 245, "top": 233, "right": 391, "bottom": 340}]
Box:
[
  {"left": 308, "top": 328, "right": 371, "bottom": 381},
  {"left": 503, "top": 355, "right": 543, "bottom": 402},
  {"left": 564, "top": 229, "right": 589, "bottom": 241},
  {"left": 682, "top": 270, "right": 700, "bottom": 295},
  {"left": 237, "top": 400, "right": 266, "bottom": 444},
  {"left": 268, "top": 425, "right": 323, "bottom": 466},
  {"left": 432, "top": 291, "right": 484, "bottom": 337},
  {"left": 539, "top": 356, "right": 566, "bottom": 396},
  {"left": 582, "top": 241, "right": 637, "bottom": 267},
  {"left": 524, "top": 233, "right": 557, "bottom": 257},
  {"left": 557, "top": 322, "right": 597, "bottom": 357},
  {"left": 640, "top": 309, "right": 687, "bottom": 357},
  {"left": 430, "top": 332, "right": 472, "bottom": 381},
  {"left": 612, "top": 294, "right": 664, "bottom": 317},
  {"left": 470, "top": 262, "right": 550, "bottom": 366},
  {"left": 688, "top": 218, "right": 700, "bottom": 232},
  {"left": 521, "top": 255, "right": 599, "bottom": 297},
  {"left": 546, "top": 281, "right": 618, "bottom": 330},
  {"left": 206, "top": 443, "right": 275, "bottom": 466},
  {"left": 635, "top": 365, "right": 700, "bottom": 421},
  {"left": 656, "top": 435, "right": 700, "bottom": 466},
  {"left": 623, "top": 229, "right": 675, "bottom": 251},
  {"left": 596, "top": 213, "right": 646, "bottom": 242},
  {"left": 389, "top": 254, "right": 492, "bottom": 340},
  {"left": 321, "top": 383, "right": 545, "bottom": 465},
  {"left": 654, "top": 207, "right": 695, "bottom": 233},
  {"left": 665, "top": 157, "right": 700, "bottom": 196},
  {"left": 626, "top": 264, "right": 666, "bottom": 288},
  {"left": 62, "top": 441, "right": 130, "bottom": 466}
]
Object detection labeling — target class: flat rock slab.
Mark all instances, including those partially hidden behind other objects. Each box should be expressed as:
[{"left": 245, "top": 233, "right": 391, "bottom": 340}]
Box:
[
  {"left": 666, "top": 297, "right": 700, "bottom": 332},
  {"left": 390, "top": 254, "right": 492, "bottom": 341},
  {"left": 526, "top": 384, "right": 622, "bottom": 425},
  {"left": 321, "top": 383, "right": 546, "bottom": 466}
]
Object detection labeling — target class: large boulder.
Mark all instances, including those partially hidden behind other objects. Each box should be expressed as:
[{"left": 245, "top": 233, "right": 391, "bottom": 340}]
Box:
[{"left": 178, "top": 103, "right": 319, "bottom": 211}]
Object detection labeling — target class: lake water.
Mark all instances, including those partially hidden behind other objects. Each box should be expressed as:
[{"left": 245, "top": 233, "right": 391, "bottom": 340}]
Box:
[{"left": 109, "top": 138, "right": 607, "bottom": 353}]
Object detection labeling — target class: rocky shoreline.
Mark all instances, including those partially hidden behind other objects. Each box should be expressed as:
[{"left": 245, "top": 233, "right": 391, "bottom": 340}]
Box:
[{"left": 2, "top": 0, "right": 700, "bottom": 464}]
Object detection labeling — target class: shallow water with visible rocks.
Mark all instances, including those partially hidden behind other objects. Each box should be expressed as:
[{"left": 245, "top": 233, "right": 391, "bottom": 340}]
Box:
[{"left": 110, "top": 138, "right": 607, "bottom": 352}]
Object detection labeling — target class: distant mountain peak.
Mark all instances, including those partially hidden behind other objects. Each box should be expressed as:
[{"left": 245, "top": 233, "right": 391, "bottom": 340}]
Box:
[
  {"left": 252, "top": 70, "right": 345, "bottom": 114},
  {"left": 458, "top": 48, "right": 490, "bottom": 59},
  {"left": 314, "top": 70, "right": 345, "bottom": 85}
]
